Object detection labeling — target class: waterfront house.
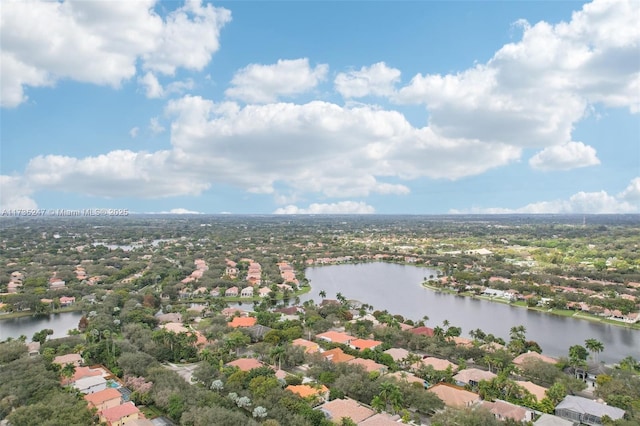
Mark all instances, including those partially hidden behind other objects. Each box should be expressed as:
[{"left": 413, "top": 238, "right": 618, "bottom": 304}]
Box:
[
  {"left": 240, "top": 286, "right": 254, "bottom": 298},
  {"left": 513, "top": 351, "right": 558, "bottom": 367},
  {"left": 408, "top": 326, "right": 435, "bottom": 337},
  {"left": 225, "top": 286, "right": 239, "bottom": 297},
  {"left": 555, "top": 395, "right": 625, "bottom": 425}
]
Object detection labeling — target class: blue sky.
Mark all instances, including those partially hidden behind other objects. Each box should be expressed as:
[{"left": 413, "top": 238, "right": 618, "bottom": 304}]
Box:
[{"left": 1, "top": 0, "right": 639, "bottom": 214}]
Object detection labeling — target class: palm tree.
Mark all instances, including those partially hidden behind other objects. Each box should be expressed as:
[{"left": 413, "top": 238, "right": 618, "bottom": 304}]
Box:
[
  {"left": 319, "top": 290, "right": 327, "bottom": 299},
  {"left": 585, "top": 339, "right": 604, "bottom": 364},
  {"left": 61, "top": 362, "right": 76, "bottom": 385}
]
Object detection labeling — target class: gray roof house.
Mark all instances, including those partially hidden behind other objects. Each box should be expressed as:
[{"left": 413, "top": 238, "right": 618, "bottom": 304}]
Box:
[
  {"left": 555, "top": 395, "right": 625, "bottom": 426},
  {"left": 74, "top": 375, "right": 107, "bottom": 394}
]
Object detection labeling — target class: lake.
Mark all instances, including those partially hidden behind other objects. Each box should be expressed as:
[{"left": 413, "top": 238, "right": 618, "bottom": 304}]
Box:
[
  {"left": 0, "top": 311, "right": 84, "bottom": 342},
  {"left": 303, "top": 263, "right": 640, "bottom": 363}
]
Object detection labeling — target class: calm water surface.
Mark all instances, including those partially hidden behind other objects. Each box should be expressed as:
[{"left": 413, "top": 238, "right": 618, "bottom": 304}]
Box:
[
  {"left": 0, "top": 311, "right": 84, "bottom": 342},
  {"left": 303, "top": 263, "right": 640, "bottom": 363}
]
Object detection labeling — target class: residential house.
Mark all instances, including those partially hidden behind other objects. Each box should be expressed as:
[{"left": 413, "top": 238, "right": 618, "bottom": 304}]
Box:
[
  {"left": 316, "top": 398, "right": 375, "bottom": 424},
  {"left": 516, "top": 381, "right": 548, "bottom": 402},
  {"left": 84, "top": 388, "right": 122, "bottom": 411},
  {"left": 59, "top": 296, "right": 75, "bottom": 306},
  {"left": 53, "top": 353, "right": 83, "bottom": 368},
  {"left": 347, "top": 358, "right": 388, "bottom": 374},
  {"left": 68, "top": 366, "right": 103, "bottom": 384},
  {"left": 316, "top": 331, "right": 354, "bottom": 345},
  {"left": 225, "top": 286, "right": 239, "bottom": 297},
  {"left": 387, "top": 371, "right": 426, "bottom": 387},
  {"left": 428, "top": 383, "right": 481, "bottom": 408},
  {"left": 221, "top": 307, "right": 248, "bottom": 318},
  {"left": 258, "top": 287, "right": 272, "bottom": 298},
  {"left": 286, "top": 384, "right": 330, "bottom": 402},
  {"left": 555, "top": 395, "right": 625, "bottom": 425},
  {"left": 349, "top": 338, "right": 382, "bottom": 351},
  {"left": 292, "top": 338, "right": 320, "bottom": 354},
  {"left": 228, "top": 316, "right": 257, "bottom": 328},
  {"left": 240, "top": 286, "right": 254, "bottom": 298},
  {"left": 26, "top": 341, "right": 40, "bottom": 356},
  {"left": 453, "top": 368, "right": 497, "bottom": 387},
  {"left": 99, "top": 402, "right": 141, "bottom": 426},
  {"left": 407, "top": 326, "right": 434, "bottom": 337},
  {"left": 358, "top": 412, "right": 402, "bottom": 425},
  {"left": 226, "top": 358, "right": 265, "bottom": 372},
  {"left": 418, "top": 357, "right": 458, "bottom": 372},
  {"left": 481, "top": 399, "right": 535, "bottom": 422},
  {"left": 74, "top": 375, "right": 108, "bottom": 394},
  {"left": 513, "top": 351, "right": 558, "bottom": 367},
  {"left": 321, "top": 348, "right": 355, "bottom": 364},
  {"left": 533, "top": 413, "right": 576, "bottom": 426},
  {"left": 383, "top": 348, "right": 409, "bottom": 363}
]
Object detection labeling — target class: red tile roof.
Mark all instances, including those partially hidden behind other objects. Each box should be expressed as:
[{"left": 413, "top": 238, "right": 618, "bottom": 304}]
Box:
[
  {"left": 84, "top": 388, "right": 122, "bottom": 406},
  {"left": 100, "top": 402, "right": 140, "bottom": 422},
  {"left": 229, "top": 316, "right": 257, "bottom": 328}
]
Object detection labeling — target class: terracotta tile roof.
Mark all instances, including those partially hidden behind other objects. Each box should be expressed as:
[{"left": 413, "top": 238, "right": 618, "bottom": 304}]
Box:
[
  {"left": 227, "top": 358, "right": 264, "bottom": 371},
  {"left": 317, "top": 398, "right": 375, "bottom": 424},
  {"left": 428, "top": 383, "right": 480, "bottom": 408},
  {"left": 322, "top": 348, "right": 355, "bottom": 363},
  {"left": 420, "top": 357, "right": 458, "bottom": 371},
  {"left": 286, "top": 384, "right": 329, "bottom": 399},
  {"left": 292, "top": 338, "right": 320, "bottom": 353},
  {"left": 481, "top": 400, "right": 531, "bottom": 422},
  {"left": 316, "top": 330, "right": 353, "bottom": 344},
  {"left": 358, "top": 412, "right": 402, "bottom": 425},
  {"left": 349, "top": 338, "right": 382, "bottom": 350},
  {"left": 387, "top": 371, "right": 425, "bottom": 386},
  {"left": 71, "top": 366, "right": 103, "bottom": 382},
  {"left": 383, "top": 348, "right": 409, "bottom": 361},
  {"left": 453, "top": 368, "right": 497, "bottom": 384},
  {"left": 408, "top": 326, "right": 434, "bottom": 337},
  {"left": 229, "top": 316, "right": 257, "bottom": 328},
  {"left": 100, "top": 402, "right": 140, "bottom": 422},
  {"left": 516, "top": 380, "right": 548, "bottom": 401},
  {"left": 347, "top": 358, "right": 387, "bottom": 373},
  {"left": 513, "top": 351, "right": 558, "bottom": 366},
  {"left": 53, "top": 353, "right": 83, "bottom": 366},
  {"left": 84, "top": 388, "right": 122, "bottom": 406}
]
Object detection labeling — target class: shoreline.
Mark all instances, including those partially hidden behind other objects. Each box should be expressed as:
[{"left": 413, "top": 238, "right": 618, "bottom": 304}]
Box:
[
  {"left": 421, "top": 282, "right": 640, "bottom": 331},
  {"left": 0, "top": 306, "right": 84, "bottom": 321}
]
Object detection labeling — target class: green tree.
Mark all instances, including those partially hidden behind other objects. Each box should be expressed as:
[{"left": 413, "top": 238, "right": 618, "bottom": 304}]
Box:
[{"left": 585, "top": 339, "right": 604, "bottom": 364}]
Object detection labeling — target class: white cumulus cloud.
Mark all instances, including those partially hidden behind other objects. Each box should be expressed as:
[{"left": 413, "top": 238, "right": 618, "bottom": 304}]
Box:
[
  {"left": 453, "top": 178, "right": 640, "bottom": 214},
  {"left": 274, "top": 201, "right": 375, "bottom": 214},
  {"left": 335, "top": 62, "right": 401, "bottom": 98},
  {"left": 0, "top": 0, "right": 230, "bottom": 107},
  {"left": 529, "top": 141, "right": 600, "bottom": 171},
  {"left": 225, "top": 58, "right": 328, "bottom": 103},
  {"left": 394, "top": 0, "right": 639, "bottom": 157},
  {"left": 0, "top": 175, "right": 38, "bottom": 210}
]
